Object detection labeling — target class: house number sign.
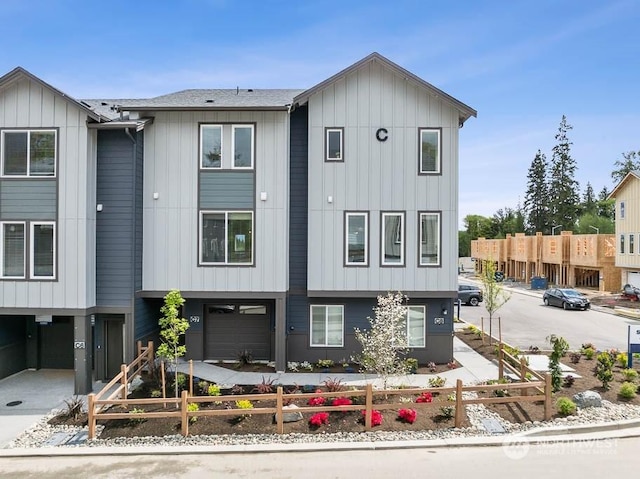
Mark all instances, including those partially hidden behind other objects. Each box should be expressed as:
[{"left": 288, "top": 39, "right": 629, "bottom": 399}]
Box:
[
  {"left": 375, "top": 128, "right": 388, "bottom": 142},
  {"left": 190, "top": 316, "right": 201, "bottom": 323}
]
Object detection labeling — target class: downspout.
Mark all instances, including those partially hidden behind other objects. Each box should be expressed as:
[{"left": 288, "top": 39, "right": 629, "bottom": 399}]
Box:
[{"left": 125, "top": 127, "right": 137, "bottom": 362}]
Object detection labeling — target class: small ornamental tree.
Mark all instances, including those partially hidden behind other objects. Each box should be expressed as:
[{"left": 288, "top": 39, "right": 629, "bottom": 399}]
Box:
[
  {"left": 156, "top": 289, "right": 189, "bottom": 399},
  {"left": 480, "top": 258, "right": 511, "bottom": 343},
  {"left": 547, "top": 334, "right": 570, "bottom": 392},
  {"left": 353, "top": 291, "right": 410, "bottom": 389}
]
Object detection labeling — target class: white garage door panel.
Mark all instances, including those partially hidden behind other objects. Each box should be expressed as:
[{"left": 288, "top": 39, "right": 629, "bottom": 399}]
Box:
[{"left": 628, "top": 272, "right": 640, "bottom": 288}]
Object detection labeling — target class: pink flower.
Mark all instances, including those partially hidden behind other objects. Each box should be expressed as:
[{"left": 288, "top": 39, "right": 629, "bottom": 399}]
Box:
[
  {"left": 331, "top": 397, "right": 353, "bottom": 407},
  {"left": 416, "top": 392, "right": 433, "bottom": 403},
  {"left": 398, "top": 408, "right": 417, "bottom": 424},
  {"left": 308, "top": 396, "right": 326, "bottom": 406},
  {"left": 309, "top": 412, "right": 329, "bottom": 427},
  {"left": 362, "top": 409, "right": 383, "bottom": 426}
]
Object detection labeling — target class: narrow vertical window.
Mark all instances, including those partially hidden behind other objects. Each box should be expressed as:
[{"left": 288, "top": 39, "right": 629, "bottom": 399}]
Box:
[
  {"left": 325, "top": 128, "right": 343, "bottom": 161},
  {"left": 345, "top": 212, "right": 368, "bottom": 266},
  {"left": 419, "top": 212, "right": 441, "bottom": 266},
  {"left": 232, "top": 125, "right": 254, "bottom": 168},
  {"left": 310, "top": 305, "right": 344, "bottom": 347},
  {"left": 382, "top": 212, "right": 404, "bottom": 266},
  {"left": 2, "top": 222, "right": 25, "bottom": 278},
  {"left": 620, "top": 201, "right": 626, "bottom": 219},
  {"left": 419, "top": 128, "right": 441, "bottom": 174},
  {"left": 31, "top": 222, "right": 55, "bottom": 278},
  {"left": 406, "top": 306, "right": 426, "bottom": 347},
  {"left": 620, "top": 234, "right": 625, "bottom": 254},
  {"left": 630, "top": 234, "right": 635, "bottom": 254},
  {"left": 201, "top": 125, "right": 222, "bottom": 168}
]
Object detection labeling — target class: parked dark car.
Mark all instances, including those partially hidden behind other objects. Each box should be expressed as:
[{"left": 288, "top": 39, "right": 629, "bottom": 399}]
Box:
[
  {"left": 542, "top": 288, "right": 590, "bottom": 310},
  {"left": 458, "top": 284, "right": 483, "bottom": 306}
]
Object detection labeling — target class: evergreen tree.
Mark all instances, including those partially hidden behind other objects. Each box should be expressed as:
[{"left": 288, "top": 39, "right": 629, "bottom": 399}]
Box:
[
  {"left": 611, "top": 150, "right": 640, "bottom": 184},
  {"left": 548, "top": 116, "right": 580, "bottom": 231},
  {"left": 523, "top": 149, "right": 549, "bottom": 234},
  {"left": 581, "top": 182, "right": 597, "bottom": 215},
  {"left": 597, "top": 186, "right": 615, "bottom": 220}
]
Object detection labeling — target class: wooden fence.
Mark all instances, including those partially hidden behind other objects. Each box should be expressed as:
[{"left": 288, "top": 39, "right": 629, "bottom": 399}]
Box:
[{"left": 86, "top": 375, "right": 551, "bottom": 439}]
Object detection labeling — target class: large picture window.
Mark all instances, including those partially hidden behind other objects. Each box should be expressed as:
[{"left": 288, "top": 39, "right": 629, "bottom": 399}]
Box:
[
  {"left": 200, "top": 211, "right": 253, "bottom": 265},
  {"left": 419, "top": 128, "right": 441, "bottom": 174},
  {"left": 381, "top": 212, "right": 404, "bottom": 266},
  {"left": 200, "top": 125, "right": 222, "bottom": 168},
  {"left": 345, "top": 212, "right": 368, "bottom": 266},
  {"left": 419, "top": 212, "right": 441, "bottom": 266},
  {"left": 2, "top": 130, "right": 56, "bottom": 177},
  {"left": 310, "top": 305, "right": 344, "bottom": 347},
  {"left": 232, "top": 125, "right": 254, "bottom": 168}
]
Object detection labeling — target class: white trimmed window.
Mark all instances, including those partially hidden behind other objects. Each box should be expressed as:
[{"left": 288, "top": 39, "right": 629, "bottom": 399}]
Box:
[
  {"left": 630, "top": 234, "right": 635, "bottom": 254},
  {"left": 325, "top": 128, "right": 343, "bottom": 161},
  {"left": 200, "top": 211, "right": 253, "bottom": 265},
  {"left": 382, "top": 212, "right": 404, "bottom": 266},
  {"left": 345, "top": 212, "right": 368, "bottom": 266},
  {"left": 620, "top": 201, "right": 626, "bottom": 219},
  {"left": 310, "top": 305, "right": 344, "bottom": 347},
  {"left": 419, "top": 212, "right": 441, "bottom": 266},
  {"left": 405, "top": 306, "right": 426, "bottom": 348},
  {"left": 200, "top": 125, "right": 222, "bottom": 168},
  {"left": 419, "top": 128, "right": 441, "bottom": 174},
  {"left": 232, "top": 125, "right": 254, "bottom": 168},
  {"left": 30, "top": 222, "right": 55, "bottom": 279},
  {"left": 621, "top": 234, "right": 626, "bottom": 254},
  {"left": 1, "top": 222, "right": 25, "bottom": 278},
  {"left": 1, "top": 130, "right": 56, "bottom": 177}
]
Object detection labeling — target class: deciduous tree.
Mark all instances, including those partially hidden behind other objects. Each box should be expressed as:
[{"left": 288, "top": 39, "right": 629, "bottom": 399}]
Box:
[
  {"left": 157, "top": 289, "right": 190, "bottom": 399},
  {"left": 611, "top": 150, "right": 640, "bottom": 184}
]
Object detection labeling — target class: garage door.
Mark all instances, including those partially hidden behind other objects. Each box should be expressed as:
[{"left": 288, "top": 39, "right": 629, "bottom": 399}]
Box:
[
  {"left": 204, "top": 304, "right": 271, "bottom": 360},
  {"left": 629, "top": 272, "right": 640, "bottom": 288},
  {"left": 39, "top": 316, "right": 74, "bottom": 369}
]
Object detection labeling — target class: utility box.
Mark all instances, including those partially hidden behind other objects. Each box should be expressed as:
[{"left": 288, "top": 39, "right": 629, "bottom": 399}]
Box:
[{"left": 531, "top": 276, "right": 548, "bottom": 290}]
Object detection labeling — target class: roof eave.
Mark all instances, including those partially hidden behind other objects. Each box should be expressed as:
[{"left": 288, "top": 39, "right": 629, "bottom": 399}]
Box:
[
  {"left": 117, "top": 105, "right": 291, "bottom": 112},
  {"left": 608, "top": 170, "right": 640, "bottom": 199}
]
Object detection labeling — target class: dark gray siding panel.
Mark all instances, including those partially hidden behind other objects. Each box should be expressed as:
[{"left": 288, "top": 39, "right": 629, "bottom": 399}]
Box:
[
  {"left": 0, "top": 316, "right": 26, "bottom": 379},
  {"left": 134, "top": 297, "right": 161, "bottom": 341},
  {"left": 199, "top": 171, "right": 254, "bottom": 209},
  {"left": 134, "top": 131, "right": 144, "bottom": 292},
  {"left": 0, "top": 180, "right": 56, "bottom": 220},
  {"left": 96, "top": 130, "right": 135, "bottom": 307},
  {"left": 289, "top": 106, "right": 308, "bottom": 291}
]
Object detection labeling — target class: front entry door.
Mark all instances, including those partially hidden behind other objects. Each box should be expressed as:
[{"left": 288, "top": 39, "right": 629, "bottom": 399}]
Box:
[{"left": 105, "top": 319, "right": 124, "bottom": 378}]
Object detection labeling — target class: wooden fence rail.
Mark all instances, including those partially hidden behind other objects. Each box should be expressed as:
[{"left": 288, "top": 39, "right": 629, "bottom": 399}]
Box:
[{"left": 86, "top": 374, "right": 551, "bottom": 439}]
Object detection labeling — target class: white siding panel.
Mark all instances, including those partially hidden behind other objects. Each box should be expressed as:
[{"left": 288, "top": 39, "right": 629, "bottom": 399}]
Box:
[
  {"left": 142, "top": 110, "right": 289, "bottom": 293},
  {"left": 0, "top": 78, "right": 95, "bottom": 309},
  {"left": 307, "top": 61, "right": 463, "bottom": 293}
]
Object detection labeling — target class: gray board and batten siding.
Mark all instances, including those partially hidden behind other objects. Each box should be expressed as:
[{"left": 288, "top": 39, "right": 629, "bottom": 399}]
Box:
[
  {"left": 199, "top": 171, "right": 254, "bottom": 209},
  {"left": 0, "top": 180, "right": 57, "bottom": 220}
]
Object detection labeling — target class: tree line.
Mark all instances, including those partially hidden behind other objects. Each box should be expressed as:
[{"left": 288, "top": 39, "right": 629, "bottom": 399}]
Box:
[{"left": 459, "top": 116, "right": 640, "bottom": 257}]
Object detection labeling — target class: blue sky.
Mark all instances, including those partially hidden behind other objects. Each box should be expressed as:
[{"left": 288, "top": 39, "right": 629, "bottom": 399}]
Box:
[{"left": 1, "top": 0, "right": 638, "bottom": 227}]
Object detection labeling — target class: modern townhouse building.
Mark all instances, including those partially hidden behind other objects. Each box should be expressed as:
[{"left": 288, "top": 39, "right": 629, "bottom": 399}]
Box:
[
  {"left": 0, "top": 53, "right": 475, "bottom": 392},
  {"left": 609, "top": 171, "right": 640, "bottom": 288}
]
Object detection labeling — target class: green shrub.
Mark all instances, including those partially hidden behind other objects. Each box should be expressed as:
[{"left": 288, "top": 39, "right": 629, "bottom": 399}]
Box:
[
  {"left": 622, "top": 368, "right": 639, "bottom": 382},
  {"left": 207, "top": 383, "right": 222, "bottom": 396},
  {"left": 583, "top": 347, "right": 595, "bottom": 360},
  {"left": 616, "top": 353, "right": 628, "bottom": 368},
  {"left": 404, "top": 358, "right": 419, "bottom": 374},
  {"left": 619, "top": 382, "right": 638, "bottom": 400},
  {"left": 150, "top": 389, "right": 162, "bottom": 398},
  {"left": 439, "top": 405, "right": 455, "bottom": 419},
  {"left": 596, "top": 351, "right": 615, "bottom": 390},
  {"left": 316, "top": 359, "right": 334, "bottom": 369},
  {"left": 187, "top": 402, "right": 199, "bottom": 423},
  {"left": 129, "top": 407, "right": 146, "bottom": 424},
  {"left": 428, "top": 376, "right": 445, "bottom": 388},
  {"left": 548, "top": 335, "right": 570, "bottom": 392},
  {"left": 556, "top": 397, "right": 576, "bottom": 416}
]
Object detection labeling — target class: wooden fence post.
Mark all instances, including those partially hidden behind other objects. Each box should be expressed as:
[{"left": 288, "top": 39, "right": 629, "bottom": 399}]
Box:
[
  {"left": 498, "top": 343, "right": 504, "bottom": 380},
  {"left": 454, "top": 379, "right": 463, "bottom": 428},
  {"left": 189, "top": 360, "right": 194, "bottom": 396},
  {"left": 276, "top": 386, "right": 284, "bottom": 434},
  {"left": 181, "top": 390, "right": 189, "bottom": 436},
  {"left": 147, "top": 341, "right": 154, "bottom": 365},
  {"left": 544, "top": 373, "right": 552, "bottom": 421},
  {"left": 137, "top": 340, "right": 142, "bottom": 357},
  {"left": 88, "top": 393, "right": 96, "bottom": 439},
  {"left": 480, "top": 317, "right": 485, "bottom": 345},
  {"left": 121, "top": 364, "right": 128, "bottom": 398},
  {"left": 365, "top": 384, "right": 373, "bottom": 430},
  {"left": 520, "top": 358, "right": 528, "bottom": 396},
  {"left": 161, "top": 361, "right": 166, "bottom": 408}
]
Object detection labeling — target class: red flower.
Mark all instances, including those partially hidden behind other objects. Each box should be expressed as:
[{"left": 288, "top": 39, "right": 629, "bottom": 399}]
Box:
[
  {"left": 308, "top": 396, "right": 326, "bottom": 406},
  {"left": 309, "top": 412, "right": 329, "bottom": 427},
  {"left": 362, "top": 409, "right": 383, "bottom": 426},
  {"left": 398, "top": 408, "right": 417, "bottom": 424},
  {"left": 331, "top": 397, "right": 353, "bottom": 407},
  {"left": 416, "top": 392, "right": 433, "bottom": 403}
]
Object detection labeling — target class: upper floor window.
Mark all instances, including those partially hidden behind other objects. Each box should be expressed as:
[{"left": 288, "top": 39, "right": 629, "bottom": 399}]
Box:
[
  {"left": 232, "top": 125, "right": 254, "bottom": 168},
  {"left": 201, "top": 125, "right": 222, "bottom": 168},
  {"left": 381, "top": 212, "right": 405, "bottom": 266},
  {"left": 419, "top": 128, "right": 441, "bottom": 174},
  {"left": 199, "top": 124, "right": 254, "bottom": 169},
  {"left": 200, "top": 211, "right": 253, "bottom": 265},
  {"left": 345, "top": 212, "right": 368, "bottom": 266},
  {"left": 325, "top": 128, "right": 343, "bottom": 161},
  {"left": 620, "top": 201, "right": 626, "bottom": 219},
  {"left": 2, "top": 130, "right": 56, "bottom": 177},
  {"left": 419, "top": 212, "right": 441, "bottom": 266},
  {"left": 1, "top": 221, "right": 55, "bottom": 279},
  {"left": 310, "top": 305, "right": 344, "bottom": 347}
]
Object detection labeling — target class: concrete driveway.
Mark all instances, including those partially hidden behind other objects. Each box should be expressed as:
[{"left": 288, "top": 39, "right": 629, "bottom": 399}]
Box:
[{"left": 0, "top": 369, "right": 74, "bottom": 447}]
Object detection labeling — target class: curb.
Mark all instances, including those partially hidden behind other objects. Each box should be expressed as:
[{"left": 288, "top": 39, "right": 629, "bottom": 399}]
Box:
[{"left": 1, "top": 420, "right": 640, "bottom": 458}]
